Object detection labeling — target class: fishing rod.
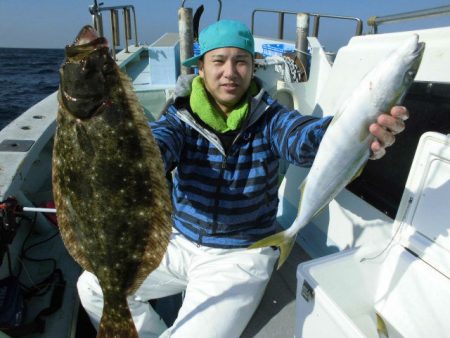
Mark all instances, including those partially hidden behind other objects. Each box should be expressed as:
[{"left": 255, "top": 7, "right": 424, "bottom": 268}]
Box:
[
  {"left": 1, "top": 197, "right": 56, "bottom": 214},
  {"left": 22, "top": 207, "right": 56, "bottom": 214}
]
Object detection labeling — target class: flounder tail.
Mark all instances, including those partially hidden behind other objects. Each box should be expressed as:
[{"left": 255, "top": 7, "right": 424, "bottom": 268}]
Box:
[
  {"left": 97, "top": 296, "right": 138, "bottom": 338},
  {"left": 249, "top": 230, "right": 296, "bottom": 270}
]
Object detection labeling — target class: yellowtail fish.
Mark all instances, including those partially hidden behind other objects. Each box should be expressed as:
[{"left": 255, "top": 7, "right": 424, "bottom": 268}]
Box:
[
  {"left": 250, "top": 34, "right": 425, "bottom": 268},
  {"left": 52, "top": 26, "right": 172, "bottom": 337}
]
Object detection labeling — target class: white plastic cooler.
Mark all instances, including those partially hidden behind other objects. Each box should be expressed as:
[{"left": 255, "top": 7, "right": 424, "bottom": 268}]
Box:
[{"left": 295, "top": 132, "right": 450, "bottom": 338}]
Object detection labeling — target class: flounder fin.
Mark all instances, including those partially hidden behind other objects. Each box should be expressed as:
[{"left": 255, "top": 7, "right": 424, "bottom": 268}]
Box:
[
  {"left": 249, "top": 230, "right": 296, "bottom": 269},
  {"left": 97, "top": 296, "right": 138, "bottom": 338}
]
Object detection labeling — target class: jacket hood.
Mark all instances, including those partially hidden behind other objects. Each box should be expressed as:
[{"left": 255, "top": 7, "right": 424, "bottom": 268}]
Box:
[{"left": 167, "top": 75, "right": 274, "bottom": 156}]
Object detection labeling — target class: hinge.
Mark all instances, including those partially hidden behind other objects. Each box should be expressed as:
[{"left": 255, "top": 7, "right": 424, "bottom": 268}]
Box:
[{"left": 301, "top": 280, "right": 314, "bottom": 302}]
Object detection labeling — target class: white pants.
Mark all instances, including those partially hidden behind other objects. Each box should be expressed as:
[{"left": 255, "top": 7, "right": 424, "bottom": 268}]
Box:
[{"left": 77, "top": 229, "right": 279, "bottom": 338}]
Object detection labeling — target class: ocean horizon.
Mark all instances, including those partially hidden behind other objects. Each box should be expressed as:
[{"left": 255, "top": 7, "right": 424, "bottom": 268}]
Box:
[{"left": 0, "top": 47, "right": 64, "bottom": 130}]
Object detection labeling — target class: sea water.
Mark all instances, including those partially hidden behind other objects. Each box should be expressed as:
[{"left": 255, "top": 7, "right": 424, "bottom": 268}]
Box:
[{"left": 0, "top": 47, "right": 64, "bottom": 130}]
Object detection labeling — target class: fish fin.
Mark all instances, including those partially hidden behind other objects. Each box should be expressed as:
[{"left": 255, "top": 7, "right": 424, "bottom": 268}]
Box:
[
  {"left": 376, "top": 312, "right": 389, "bottom": 338},
  {"left": 98, "top": 295, "right": 138, "bottom": 338},
  {"left": 298, "top": 178, "right": 307, "bottom": 210},
  {"left": 298, "top": 179, "right": 306, "bottom": 193},
  {"left": 52, "top": 187, "right": 94, "bottom": 272},
  {"left": 249, "top": 231, "right": 296, "bottom": 270},
  {"left": 351, "top": 162, "right": 366, "bottom": 181},
  {"left": 298, "top": 177, "right": 327, "bottom": 220}
]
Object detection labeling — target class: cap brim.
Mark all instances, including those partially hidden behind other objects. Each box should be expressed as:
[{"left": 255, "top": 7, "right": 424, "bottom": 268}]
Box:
[{"left": 182, "top": 54, "right": 202, "bottom": 67}]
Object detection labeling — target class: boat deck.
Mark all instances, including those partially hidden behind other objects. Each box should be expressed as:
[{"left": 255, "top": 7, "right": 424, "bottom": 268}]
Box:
[{"left": 242, "top": 243, "right": 310, "bottom": 337}]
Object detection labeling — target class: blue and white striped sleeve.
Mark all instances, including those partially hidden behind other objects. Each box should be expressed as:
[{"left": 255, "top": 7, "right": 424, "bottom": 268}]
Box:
[
  {"left": 149, "top": 108, "right": 185, "bottom": 173},
  {"left": 268, "top": 107, "right": 332, "bottom": 167}
]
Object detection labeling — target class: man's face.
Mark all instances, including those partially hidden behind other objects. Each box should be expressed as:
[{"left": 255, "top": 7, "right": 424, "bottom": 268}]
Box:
[{"left": 198, "top": 47, "right": 254, "bottom": 115}]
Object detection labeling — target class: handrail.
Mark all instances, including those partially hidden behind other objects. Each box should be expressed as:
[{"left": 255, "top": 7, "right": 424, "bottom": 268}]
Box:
[
  {"left": 251, "top": 9, "right": 297, "bottom": 40},
  {"left": 368, "top": 5, "right": 450, "bottom": 34},
  {"left": 251, "top": 8, "right": 362, "bottom": 40},
  {"left": 310, "top": 13, "right": 363, "bottom": 37},
  {"left": 89, "top": 1, "right": 139, "bottom": 59}
]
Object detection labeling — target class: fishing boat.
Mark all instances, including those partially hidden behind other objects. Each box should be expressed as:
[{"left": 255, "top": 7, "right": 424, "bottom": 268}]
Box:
[{"left": 0, "top": 1, "right": 449, "bottom": 337}]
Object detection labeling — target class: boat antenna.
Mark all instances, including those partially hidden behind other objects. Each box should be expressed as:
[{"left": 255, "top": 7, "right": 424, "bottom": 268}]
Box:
[
  {"left": 181, "top": 0, "right": 221, "bottom": 21},
  {"left": 193, "top": 5, "right": 204, "bottom": 41}
]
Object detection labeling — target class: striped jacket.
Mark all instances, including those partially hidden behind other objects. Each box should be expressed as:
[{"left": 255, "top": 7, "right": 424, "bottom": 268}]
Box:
[{"left": 150, "top": 77, "right": 332, "bottom": 248}]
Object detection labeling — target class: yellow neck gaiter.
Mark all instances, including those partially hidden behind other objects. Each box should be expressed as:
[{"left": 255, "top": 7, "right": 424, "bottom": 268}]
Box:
[{"left": 189, "top": 76, "right": 259, "bottom": 133}]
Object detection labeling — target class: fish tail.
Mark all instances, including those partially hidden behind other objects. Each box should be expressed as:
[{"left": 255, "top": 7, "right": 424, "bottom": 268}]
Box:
[
  {"left": 97, "top": 296, "right": 138, "bottom": 338},
  {"left": 376, "top": 312, "right": 389, "bottom": 338},
  {"left": 249, "top": 230, "right": 296, "bottom": 270}
]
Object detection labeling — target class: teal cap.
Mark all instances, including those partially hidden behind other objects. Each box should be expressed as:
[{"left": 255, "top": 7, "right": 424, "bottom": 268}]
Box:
[{"left": 183, "top": 20, "right": 254, "bottom": 67}]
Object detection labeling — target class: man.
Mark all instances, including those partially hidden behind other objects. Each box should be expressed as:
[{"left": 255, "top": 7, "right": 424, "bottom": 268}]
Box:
[{"left": 78, "top": 20, "right": 408, "bottom": 337}]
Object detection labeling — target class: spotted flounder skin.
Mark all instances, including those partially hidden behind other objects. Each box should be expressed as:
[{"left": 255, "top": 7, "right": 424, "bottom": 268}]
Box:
[{"left": 52, "top": 26, "right": 172, "bottom": 338}]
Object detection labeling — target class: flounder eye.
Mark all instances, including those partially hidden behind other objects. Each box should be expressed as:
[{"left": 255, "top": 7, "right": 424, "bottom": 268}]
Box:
[{"left": 80, "top": 59, "right": 87, "bottom": 70}]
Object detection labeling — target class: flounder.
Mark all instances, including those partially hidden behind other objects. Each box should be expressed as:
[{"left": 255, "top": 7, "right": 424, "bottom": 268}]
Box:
[{"left": 52, "top": 26, "right": 172, "bottom": 337}]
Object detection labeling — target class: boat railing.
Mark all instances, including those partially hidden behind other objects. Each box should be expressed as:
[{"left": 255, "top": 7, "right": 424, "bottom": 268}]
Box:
[
  {"left": 368, "top": 5, "right": 450, "bottom": 33},
  {"left": 89, "top": 0, "right": 138, "bottom": 60},
  {"left": 251, "top": 9, "right": 362, "bottom": 72},
  {"left": 251, "top": 9, "right": 363, "bottom": 40}
]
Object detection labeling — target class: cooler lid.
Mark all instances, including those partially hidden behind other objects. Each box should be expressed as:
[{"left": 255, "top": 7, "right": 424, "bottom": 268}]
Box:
[{"left": 395, "top": 132, "right": 450, "bottom": 278}]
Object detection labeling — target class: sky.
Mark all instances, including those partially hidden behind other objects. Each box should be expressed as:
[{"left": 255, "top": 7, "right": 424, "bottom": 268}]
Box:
[{"left": 1, "top": 0, "right": 450, "bottom": 52}]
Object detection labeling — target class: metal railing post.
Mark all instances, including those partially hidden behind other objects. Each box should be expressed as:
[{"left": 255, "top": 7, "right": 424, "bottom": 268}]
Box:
[
  {"left": 251, "top": 8, "right": 362, "bottom": 40},
  {"left": 278, "top": 12, "right": 285, "bottom": 39},
  {"left": 296, "top": 13, "right": 309, "bottom": 74},
  {"left": 368, "top": 5, "right": 450, "bottom": 34},
  {"left": 88, "top": 1, "right": 140, "bottom": 56}
]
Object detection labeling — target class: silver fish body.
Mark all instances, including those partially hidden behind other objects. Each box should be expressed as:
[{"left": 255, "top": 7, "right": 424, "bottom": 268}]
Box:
[{"left": 251, "top": 34, "right": 425, "bottom": 268}]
